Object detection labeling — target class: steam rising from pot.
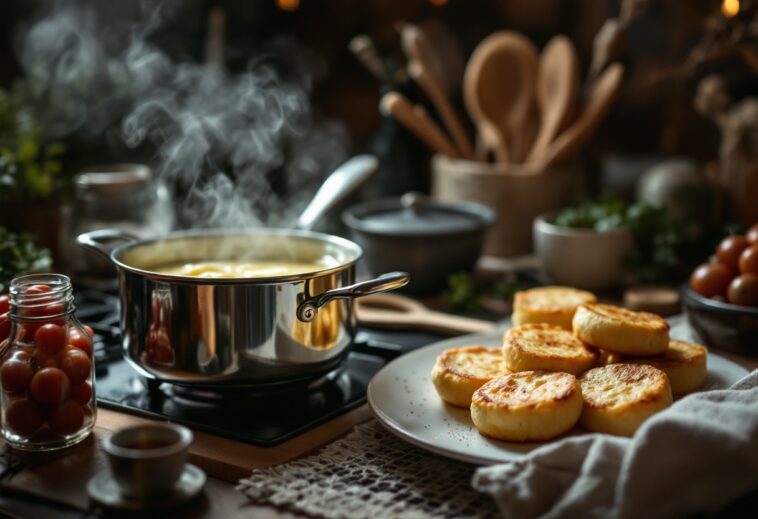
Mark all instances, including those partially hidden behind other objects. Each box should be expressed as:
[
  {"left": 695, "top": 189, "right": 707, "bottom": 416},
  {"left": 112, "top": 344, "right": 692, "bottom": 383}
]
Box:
[{"left": 14, "top": 1, "right": 348, "bottom": 229}]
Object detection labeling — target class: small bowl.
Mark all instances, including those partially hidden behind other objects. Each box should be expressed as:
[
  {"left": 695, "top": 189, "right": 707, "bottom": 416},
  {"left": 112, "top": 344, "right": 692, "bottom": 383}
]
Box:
[
  {"left": 103, "top": 423, "right": 193, "bottom": 501},
  {"left": 682, "top": 285, "right": 758, "bottom": 357},
  {"left": 342, "top": 193, "right": 495, "bottom": 293},
  {"left": 533, "top": 211, "right": 634, "bottom": 291}
]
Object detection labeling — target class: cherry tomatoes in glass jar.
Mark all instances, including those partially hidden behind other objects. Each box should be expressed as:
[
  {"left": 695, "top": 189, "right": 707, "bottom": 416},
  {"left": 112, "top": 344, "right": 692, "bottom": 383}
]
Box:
[
  {"left": 60, "top": 349, "right": 91, "bottom": 385},
  {"left": 70, "top": 382, "right": 93, "bottom": 405},
  {"left": 69, "top": 329, "right": 93, "bottom": 357},
  {"left": 34, "top": 324, "right": 67, "bottom": 356},
  {"left": 30, "top": 367, "right": 70, "bottom": 405},
  {"left": 727, "top": 274, "right": 758, "bottom": 307},
  {"left": 0, "top": 294, "right": 9, "bottom": 314},
  {"left": 690, "top": 262, "right": 733, "bottom": 298},
  {"left": 5, "top": 398, "right": 45, "bottom": 437},
  {"left": 48, "top": 399, "right": 85, "bottom": 436},
  {"left": 1, "top": 356, "right": 35, "bottom": 393}
]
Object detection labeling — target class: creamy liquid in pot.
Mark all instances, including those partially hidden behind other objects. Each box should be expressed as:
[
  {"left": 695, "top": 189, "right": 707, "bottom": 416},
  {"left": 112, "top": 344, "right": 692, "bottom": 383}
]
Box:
[{"left": 156, "top": 260, "right": 326, "bottom": 278}]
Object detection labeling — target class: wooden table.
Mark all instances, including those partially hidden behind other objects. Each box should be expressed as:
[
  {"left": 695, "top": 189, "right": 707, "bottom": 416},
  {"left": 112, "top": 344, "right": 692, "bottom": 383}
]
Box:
[{"left": 1, "top": 336, "right": 756, "bottom": 518}]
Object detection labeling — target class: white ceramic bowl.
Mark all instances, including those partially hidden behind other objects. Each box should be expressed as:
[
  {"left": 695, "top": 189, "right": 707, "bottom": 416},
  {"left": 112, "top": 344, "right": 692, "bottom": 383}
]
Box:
[{"left": 533, "top": 212, "right": 633, "bottom": 291}]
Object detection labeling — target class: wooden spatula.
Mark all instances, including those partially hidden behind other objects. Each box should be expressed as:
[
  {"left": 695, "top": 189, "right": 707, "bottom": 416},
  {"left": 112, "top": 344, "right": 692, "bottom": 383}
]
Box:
[
  {"left": 540, "top": 62, "right": 625, "bottom": 167},
  {"left": 355, "top": 293, "right": 494, "bottom": 335},
  {"left": 526, "top": 35, "right": 580, "bottom": 164}
]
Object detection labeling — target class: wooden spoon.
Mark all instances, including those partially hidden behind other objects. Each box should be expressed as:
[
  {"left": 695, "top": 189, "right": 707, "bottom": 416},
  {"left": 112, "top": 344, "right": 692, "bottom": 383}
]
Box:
[
  {"left": 463, "top": 31, "right": 538, "bottom": 163},
  {"left": 526, "top": 35, "right": 580, "bottom": 164},
  {"left": 355, "top": 293, "right": 493, "bottom": 335},
  {"left": 402, "top": 25, "right": 474, "bottom": 159},
  {"left": 380, "top": 91, "right": 461, "bottom": 158},
  {"left": 540, "top": 62, "right": 625, "bottom": 167}
]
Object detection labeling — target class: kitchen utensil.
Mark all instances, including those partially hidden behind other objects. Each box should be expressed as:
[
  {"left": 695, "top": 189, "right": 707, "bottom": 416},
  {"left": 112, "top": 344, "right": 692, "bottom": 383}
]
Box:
[
  {"left": 415, "top": 21, "right": 465, "bottom": 96},
  {"left": 103, "top": 423, "right": 194, "bottom": 500},
  {"left": 526, "top": 36, "right": 580, "bottom": 164},
  {"left": 402, "top": 24, "right": 473, "bottom": 159},
  {"left": 464, "top": 31, "right": 538, "bottom": 162},
  {"left": 355, "top": 293, "right": 493, "bottom": 334},
  {"left": 349, "top": 35, "right": 390, "bottom": 83},
  {"left": 431, "top": 154, "right": 582, "bottom": 257},
  {"left": 533, "top": 210, "right": 633, "bottom": 290},
  {"left": 342, "top": 192, "right": 494, "bottom": 292},
  {"left": 77, "top": 228, "right": 408, "bottom": 387},
  {"left": 297, "top": 154, "right": 378, "bottom": 230},
  {"left": 367, "top": 326, "right": 748, "bottom": 465},
  {"left": 380, "top": 92, "right": 460, "bottom": 158},
  {"left": 683, "top": 286, "right": 758, "bottom": 357},
  {"left": 541, "top": 63, "right": 624, "bottom": 167}
]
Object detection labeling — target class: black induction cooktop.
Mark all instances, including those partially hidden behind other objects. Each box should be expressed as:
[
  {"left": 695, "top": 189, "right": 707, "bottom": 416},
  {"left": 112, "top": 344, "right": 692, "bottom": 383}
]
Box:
[{"left": 75, "top": 288, "right": 443, "bottom": 446}]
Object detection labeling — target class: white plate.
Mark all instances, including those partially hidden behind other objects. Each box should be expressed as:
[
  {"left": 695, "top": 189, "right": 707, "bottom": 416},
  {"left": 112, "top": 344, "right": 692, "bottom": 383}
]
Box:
[{"left": 367, "top": 327, "right": 749, "bottom": 465}]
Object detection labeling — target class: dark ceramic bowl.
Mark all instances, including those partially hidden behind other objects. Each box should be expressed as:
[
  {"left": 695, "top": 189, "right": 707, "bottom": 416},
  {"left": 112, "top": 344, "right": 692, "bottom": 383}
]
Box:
[
  {"left": 342, "top": 193, "right": 495, "bottom": 293},
  {"left": 682, "top": 285, "right": 758, "bottom": 357}
]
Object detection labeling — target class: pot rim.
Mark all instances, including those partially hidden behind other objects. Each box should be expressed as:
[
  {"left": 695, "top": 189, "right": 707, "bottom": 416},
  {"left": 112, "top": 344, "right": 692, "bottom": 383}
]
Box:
[
  {"left": 342, "top": 197, "right": 495, "bottom": 237},
  {"left": 534, "top": 209, "right": 632, "bottom": 238},
  {"left": 109, "top": 228, "right": 363, "bottom": 285}
]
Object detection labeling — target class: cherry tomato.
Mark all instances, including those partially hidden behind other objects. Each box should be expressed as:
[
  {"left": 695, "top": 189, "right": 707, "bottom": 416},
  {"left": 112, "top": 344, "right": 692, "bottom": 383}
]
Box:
[
  {"left": 26, "top": 284, "right": 52, "bottom": 294},
  {"left": 25, "top": 302, "right": 64, "bottom": 318},
  {"left": 83, "top": 325, "right": 94, "bottom": 337},
  {"left": 30, "top": 367, "right": 70, "bottom": 405},
  {"left": 0, "top": 313, "right": 10, "bottom": 342},
  {"left": 70, "top": 382, "right": 93, "bottom": 405},
  {"left": 746, "top": 223, "right": 758, "bottom": 244},
  {"left": 69, "top": 329, "right": 93, "bottom": 357},
  {"left": 716, "top": 235, "right": 749, "bottom": 272},
  {"left": 48, "top": 399, "right": 85, "bottom": 436},
  {"left": 34, "top": 323, "right": 67, "bottom": 356},
  {"left": 5, "top": 398, "right": 45, "bottom": 437},
  {"left": 727, "top": 274, "right": 758, "bottom": 307},
  {"left": 0, "top": 294, "right": 9, "bottom": 314},
  {"left": 690, "top": 262, "right": 733, "bottom": 298},
  {"left": 738, "top": 244, "right": 758, "bottom": 275},
  {"left": 60, "top": 349, "right": 91, "bottom": 385},
  {"left": 1, "top": 357, "right": 34, "bottom": 393}
]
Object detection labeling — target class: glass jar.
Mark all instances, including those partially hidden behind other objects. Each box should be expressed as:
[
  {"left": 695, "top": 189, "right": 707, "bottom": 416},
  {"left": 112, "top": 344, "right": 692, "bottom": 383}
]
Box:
[
  {"left": 61, "top": 163, "right": 173, "bottom": 284},
  {"left": 0, "top": 274, "right": 96, "bottom": 451}
]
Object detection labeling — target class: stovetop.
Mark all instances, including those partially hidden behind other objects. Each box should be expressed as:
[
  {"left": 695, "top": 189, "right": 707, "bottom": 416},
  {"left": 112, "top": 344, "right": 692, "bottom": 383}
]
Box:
[{"left": 74, "top": 288, "right": 443, "bottom": 446}]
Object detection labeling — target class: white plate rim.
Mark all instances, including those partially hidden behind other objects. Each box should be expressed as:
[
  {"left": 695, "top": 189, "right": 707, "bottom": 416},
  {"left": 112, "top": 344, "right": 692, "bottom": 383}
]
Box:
[{"left": 367, "top": 328, "right": 750, "bottom": 466}]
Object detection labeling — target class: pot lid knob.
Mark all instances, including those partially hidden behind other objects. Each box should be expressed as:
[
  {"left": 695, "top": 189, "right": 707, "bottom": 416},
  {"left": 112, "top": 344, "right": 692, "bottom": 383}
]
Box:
[{"left": 400, "top": 191, "right": 427, "bottom": 215}]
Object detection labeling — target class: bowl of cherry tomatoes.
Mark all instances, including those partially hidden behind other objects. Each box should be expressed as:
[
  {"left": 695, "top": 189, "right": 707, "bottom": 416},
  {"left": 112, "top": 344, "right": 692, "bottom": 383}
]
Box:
[{"left": 684, "top": 223, "right": 758, "bottom": 355}]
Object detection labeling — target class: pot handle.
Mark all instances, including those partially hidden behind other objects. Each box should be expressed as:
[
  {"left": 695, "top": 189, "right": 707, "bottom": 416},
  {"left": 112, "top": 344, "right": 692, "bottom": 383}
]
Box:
[
  {"left": 76, "top": 229, "right": 140, "bottom": 262},
  {"left": 297, "top": 271, "right": 410, "bottom": 322}
]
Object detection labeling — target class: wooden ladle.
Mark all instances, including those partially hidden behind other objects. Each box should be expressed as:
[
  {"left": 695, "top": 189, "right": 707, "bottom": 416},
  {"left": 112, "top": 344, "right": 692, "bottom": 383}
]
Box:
[
  {"left": 464, "top": 31, "right": 538, "bottom": 163},
  {"left": 526, "top": 35, "right": 580, "bottom": 164},
  {"left": 540, "top": 62, "right": 625, "bottom": 167},
  {"left": 355, "top": 293, "right": 494, "bottom": 335}
]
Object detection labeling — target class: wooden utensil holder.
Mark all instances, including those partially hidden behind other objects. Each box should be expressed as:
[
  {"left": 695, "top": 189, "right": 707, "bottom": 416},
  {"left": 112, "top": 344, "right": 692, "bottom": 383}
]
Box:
[{"left": 431, "top": 154, "right": 582, "bottom": 258}]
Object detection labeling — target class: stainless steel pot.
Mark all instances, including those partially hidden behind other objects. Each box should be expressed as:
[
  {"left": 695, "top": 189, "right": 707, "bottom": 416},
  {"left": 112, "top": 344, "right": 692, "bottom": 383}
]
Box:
[{"left": 77, "top": 228, "right": 409, "bottom": 388}]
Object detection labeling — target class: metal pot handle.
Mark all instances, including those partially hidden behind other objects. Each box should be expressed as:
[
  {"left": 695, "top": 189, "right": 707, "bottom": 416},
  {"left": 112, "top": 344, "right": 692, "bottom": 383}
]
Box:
[
  {"left": 297, "top": 271, "right": 410, "bottom": 322},
  {"left": 76, "top": 229, "right": 140, "bottom": 262}
]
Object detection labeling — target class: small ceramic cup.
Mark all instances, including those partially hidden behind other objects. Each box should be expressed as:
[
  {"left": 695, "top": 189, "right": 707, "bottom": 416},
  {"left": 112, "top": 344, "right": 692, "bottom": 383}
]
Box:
[
  {"left": 103, "top": 423, "right": 193, "bottom": 501},
  {"left": 533, "top": 211, "right": 634, "bottom": 291}
]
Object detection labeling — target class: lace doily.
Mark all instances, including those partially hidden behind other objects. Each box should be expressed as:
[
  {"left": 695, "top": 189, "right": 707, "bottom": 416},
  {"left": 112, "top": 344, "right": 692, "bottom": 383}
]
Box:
[{"left": 237, "top": 421, "right": 497, "bottom": 519}]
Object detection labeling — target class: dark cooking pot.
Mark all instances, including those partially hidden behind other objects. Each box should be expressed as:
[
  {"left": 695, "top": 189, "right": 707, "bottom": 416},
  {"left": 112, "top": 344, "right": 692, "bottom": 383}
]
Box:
[
  {"left": 342, "top": 192, "right": 495, "bottom": 292},
  {"left": 77, "top": 228, "right": 409, "bottom": 388}
]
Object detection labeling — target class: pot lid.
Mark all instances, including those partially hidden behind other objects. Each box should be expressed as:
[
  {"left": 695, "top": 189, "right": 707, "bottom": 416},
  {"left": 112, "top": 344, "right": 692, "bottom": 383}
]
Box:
[{"left": 343, "top": 192, "right": 495, "bottom": 236}]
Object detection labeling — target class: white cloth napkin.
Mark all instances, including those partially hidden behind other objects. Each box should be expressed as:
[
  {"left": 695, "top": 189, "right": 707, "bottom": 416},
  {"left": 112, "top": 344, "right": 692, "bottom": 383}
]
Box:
[{"left": 472, "top": 370, "right": 758, "bottom": 519}]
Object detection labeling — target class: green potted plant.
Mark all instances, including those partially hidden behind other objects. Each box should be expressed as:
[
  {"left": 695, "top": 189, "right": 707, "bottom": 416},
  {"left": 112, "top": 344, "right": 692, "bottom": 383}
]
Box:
[{"left": 0, "top": 81, "right": 67, "bottom": 260}]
